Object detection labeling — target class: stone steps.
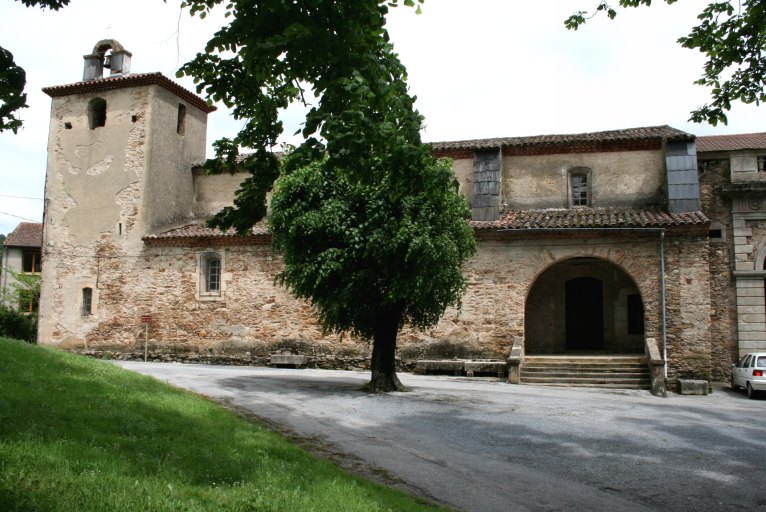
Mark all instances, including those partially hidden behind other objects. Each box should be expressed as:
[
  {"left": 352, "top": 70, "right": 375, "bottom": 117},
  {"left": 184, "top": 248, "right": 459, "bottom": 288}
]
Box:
[{"left": 521, "top": 355, "right": 651, "bottom": 389}]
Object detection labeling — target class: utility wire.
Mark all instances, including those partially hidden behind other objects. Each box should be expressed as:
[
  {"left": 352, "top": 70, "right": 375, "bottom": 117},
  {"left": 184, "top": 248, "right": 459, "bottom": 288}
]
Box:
[
  {"left": 0, "top": 194, "right": 44, "bottom": 200},
  {"left": 0, "top": 211, "right": 41, "bottom": 223}
]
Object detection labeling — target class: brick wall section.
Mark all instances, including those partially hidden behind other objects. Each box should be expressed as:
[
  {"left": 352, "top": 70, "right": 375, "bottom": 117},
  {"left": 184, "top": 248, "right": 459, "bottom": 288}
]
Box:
[{"left": 698, "top": 158, "right": 738, "bottom": 379}]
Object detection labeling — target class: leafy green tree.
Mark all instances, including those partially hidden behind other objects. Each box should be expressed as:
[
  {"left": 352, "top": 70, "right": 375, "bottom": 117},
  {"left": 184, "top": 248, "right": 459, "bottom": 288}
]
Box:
[
  {"left": 270, "top": 157, "right": 475, "bottom": 391},
  {"left": 566, "top": 0, "right": 766, "bottom": 126},
  {"left": 0, "top": 1, "right": 72, "bottom": 133},
  {"left": 180, "top": 0, "right": 476, "bottom": 391}
]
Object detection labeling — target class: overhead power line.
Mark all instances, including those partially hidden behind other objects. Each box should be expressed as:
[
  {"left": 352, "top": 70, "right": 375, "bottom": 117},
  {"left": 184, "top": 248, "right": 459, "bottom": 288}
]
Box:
[
  {"left": 0, "top": 211, "right": 41, "bottom": 223},
  {"left": 0, "top": 194, "right": 44, "bottom": 200}
]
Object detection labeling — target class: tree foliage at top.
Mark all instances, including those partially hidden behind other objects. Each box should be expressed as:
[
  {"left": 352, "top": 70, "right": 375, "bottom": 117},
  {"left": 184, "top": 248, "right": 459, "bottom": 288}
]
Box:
[
  {"left": 566, "top": 0, "right": 766, "bottom": 125},
  {"left": 179, "top": 0, "right": 475, "bottom": 390},
  {"left": 0, "top": 1, "right": 73, "bottom": 133},
  {"left": 180, "top": 0, "right": 431, "bottom": 227}
]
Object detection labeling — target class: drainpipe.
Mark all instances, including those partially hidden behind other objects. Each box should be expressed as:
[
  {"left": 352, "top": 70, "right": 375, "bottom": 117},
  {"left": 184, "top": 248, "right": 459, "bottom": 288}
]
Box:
[
  {"left": 659, "top": 230, "right": 667, "bottom": 379},
  {"left": 495, "top": 226, "right": 670, "bottom": 376}
]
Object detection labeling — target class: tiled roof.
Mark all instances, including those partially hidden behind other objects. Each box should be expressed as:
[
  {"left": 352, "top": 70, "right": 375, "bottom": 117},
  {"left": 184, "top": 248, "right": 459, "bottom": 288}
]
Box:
[
  {"left": 143, "top": 222, "right": 270, "bottom": 244},
  {"left": 42, "top": 72, "right": 216, "bottom": 114},
  {"left": 431, "top": 125, "right": 693, "bottom": 152},
  {"left": 144, "top": 208, "right": 706, "bottom": 245},
  {"left": 4, "top": 222, "right": 43, "bottom": 248},
  {"left": 470, "top": 207, "right": 709, "bottom": 231},
  {"left": 696, "top": 132, "right": 766, "bottom": 153}
]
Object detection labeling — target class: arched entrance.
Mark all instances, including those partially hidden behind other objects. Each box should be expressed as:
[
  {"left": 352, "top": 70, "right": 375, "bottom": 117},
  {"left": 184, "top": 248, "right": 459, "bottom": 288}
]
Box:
[{"left": 525, "top": 257, "right": 644, "bottom": 354}]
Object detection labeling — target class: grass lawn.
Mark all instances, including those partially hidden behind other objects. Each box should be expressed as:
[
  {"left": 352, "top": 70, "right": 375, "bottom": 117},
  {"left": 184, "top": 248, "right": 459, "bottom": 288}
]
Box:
[{"left": 0, "top": 338, "right": 443, "bottom": 511}]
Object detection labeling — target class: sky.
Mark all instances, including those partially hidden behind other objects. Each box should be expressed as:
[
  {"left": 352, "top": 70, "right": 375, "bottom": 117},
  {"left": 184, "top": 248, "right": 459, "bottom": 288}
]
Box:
[{"left": 0, "top": 0, "right": 764, "bottom": 235}]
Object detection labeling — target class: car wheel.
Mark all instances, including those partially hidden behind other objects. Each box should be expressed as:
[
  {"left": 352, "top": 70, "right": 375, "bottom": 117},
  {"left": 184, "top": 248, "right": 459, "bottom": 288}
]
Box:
[{"left": 747, "top": 382, "right": 756, "bottom": 399}]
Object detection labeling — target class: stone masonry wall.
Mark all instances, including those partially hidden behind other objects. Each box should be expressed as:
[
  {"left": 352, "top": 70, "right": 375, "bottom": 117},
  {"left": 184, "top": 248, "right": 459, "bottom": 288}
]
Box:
[
  {"left": 698, "top": 158, "right": 738, "bottom": 379},
  {"left": 52, "top": 234, "right": 714, "bottom": 382}
]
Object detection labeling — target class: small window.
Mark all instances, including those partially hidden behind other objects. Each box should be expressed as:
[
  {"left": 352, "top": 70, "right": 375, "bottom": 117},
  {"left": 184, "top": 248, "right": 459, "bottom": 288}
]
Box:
[
  {"left": 758, "top": 156, "right": 765, "bottom": 172},
  {"left": 82, "top": 288, "right": 93, "bottom": 316},
  {"left": 88, "top": 97, "right": 107, "bottom": 129},
  {"left": 207, "top": 258, "right": 220, "bottom": 292},
  {"left": 22, "top": 250, "right": 41, "bottom": 273},
  {"left": 177, "top": 104, "right": 186, "bottom": 135},
  {"left": 572, "top": 175, "right": 588, "bottom": 206},
  {"left": 627, "top": 294, "right": 644, "bottom": 335},
  {"left": 199, "top": 252, "right": 223, "bottom": 297}
]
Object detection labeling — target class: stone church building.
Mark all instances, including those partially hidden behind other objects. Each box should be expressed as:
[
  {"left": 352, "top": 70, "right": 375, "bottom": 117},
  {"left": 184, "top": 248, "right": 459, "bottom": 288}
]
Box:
[{"left": 37, "top": 40, "right": 764, "bottom": 388}]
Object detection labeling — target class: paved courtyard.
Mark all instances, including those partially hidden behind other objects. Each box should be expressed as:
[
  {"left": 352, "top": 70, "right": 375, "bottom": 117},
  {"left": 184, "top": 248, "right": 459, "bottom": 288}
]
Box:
[{"left": 117, "top": 362, "right": 766, "bottom": 512}]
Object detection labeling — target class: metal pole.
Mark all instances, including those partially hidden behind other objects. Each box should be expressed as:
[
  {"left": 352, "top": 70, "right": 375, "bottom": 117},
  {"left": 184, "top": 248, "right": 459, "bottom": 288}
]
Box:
[{"left": 144, "top": 323, "right": 148, "bottom": 362}]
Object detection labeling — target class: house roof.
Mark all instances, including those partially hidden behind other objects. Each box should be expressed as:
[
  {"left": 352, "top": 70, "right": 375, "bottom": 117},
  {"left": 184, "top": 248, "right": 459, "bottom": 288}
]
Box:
[
  {"left": 143, "top": 223, "right": 270, "bottom": 246},
  {"left": 4, "top": 222, "right": 43, "bottom": 248},
  {"left": 430, "top": 125, "right": 694, "bottom": 153},
  {"left": 696, "top": 132, "right": 766, "bottom": 153},
  {"left": 471, "top": 207, "right": 709, "bottom": 231},
  {"left": 144, "top": 207, "right": 708, "bottom": 246},
  {"left": 42, "top": 72, "right": 216, "bottom": 114}
]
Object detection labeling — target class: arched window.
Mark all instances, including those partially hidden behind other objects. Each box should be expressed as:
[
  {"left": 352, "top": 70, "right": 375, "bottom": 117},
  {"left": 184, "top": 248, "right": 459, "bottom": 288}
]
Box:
[
  {"left": 199, "top": 252, "right": 223, "bottom": 298},
  {"left": 176, "top": 104, "right": 186, "bottom": 135},
  {"left": 88, "top": 98, "right": 107, "bottom": 129}
]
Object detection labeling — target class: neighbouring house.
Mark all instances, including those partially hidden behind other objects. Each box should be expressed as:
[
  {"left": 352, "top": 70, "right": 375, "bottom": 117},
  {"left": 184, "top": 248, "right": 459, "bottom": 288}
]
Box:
[
  {"left": 1, "top": 222, "right": 43, "bottom": 312},
  {"left": 36, "top": 39, "right": 754, "bottom": 389},
  {"left": 696, "top": 133, "right": 766, "bottom": 362}
]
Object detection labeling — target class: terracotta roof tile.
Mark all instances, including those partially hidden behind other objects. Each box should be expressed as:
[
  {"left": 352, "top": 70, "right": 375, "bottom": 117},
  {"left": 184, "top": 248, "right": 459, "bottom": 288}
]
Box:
[
  {"left": 696, "top": 132, "right": 766, "bottom": 153},
  {"left": 42, "top": 72, "right": 216, "bottom": 114},
  {"left": 430, "top": 125, "right": 693, "bottom": 152},
  {"left": 4, "top": 222, "right": 43, "bottom": 248},
  {"left": 470, "top": 207, "right": 709, "bottom": 231},
  {"left": 143, "top": 222, "right": 270, "bottom": 244}
]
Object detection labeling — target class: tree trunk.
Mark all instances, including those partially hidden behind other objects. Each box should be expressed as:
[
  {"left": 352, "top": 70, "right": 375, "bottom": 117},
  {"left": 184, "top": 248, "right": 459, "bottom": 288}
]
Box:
[{"left": 363, "top": 306, "right": 407, "bottom": 393}]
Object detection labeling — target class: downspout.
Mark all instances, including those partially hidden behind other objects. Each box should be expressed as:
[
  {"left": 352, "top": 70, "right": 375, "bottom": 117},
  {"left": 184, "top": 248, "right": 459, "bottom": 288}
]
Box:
[{"left": 660, "top": 230, "right": 667, "bottom": 379}]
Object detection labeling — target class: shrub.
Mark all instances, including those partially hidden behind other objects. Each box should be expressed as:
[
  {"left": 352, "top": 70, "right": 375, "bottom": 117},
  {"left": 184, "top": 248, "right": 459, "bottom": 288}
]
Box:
[{"left": 0, "top": 306, "right": 37, "bottom": 343}]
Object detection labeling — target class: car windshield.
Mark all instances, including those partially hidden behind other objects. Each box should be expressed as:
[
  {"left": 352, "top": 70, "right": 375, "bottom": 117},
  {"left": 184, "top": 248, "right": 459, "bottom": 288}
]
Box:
[{"left": 757, "top": 356, "right": 766, "bottom": 368}]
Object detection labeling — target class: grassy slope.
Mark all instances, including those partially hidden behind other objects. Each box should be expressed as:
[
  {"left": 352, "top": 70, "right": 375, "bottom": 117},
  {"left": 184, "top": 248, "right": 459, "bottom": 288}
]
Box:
[{"left": 0, "top": 339, "right": 442, "bottom": 512}]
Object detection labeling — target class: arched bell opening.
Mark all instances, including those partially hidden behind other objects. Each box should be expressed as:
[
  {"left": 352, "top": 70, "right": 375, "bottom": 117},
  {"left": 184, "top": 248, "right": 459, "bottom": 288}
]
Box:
[{"left": 525, "top": 257, "right": 645, "bottom": 355}]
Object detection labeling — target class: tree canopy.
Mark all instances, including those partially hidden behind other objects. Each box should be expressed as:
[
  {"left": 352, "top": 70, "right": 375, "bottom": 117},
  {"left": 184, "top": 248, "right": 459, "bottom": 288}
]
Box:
[
  {"left": 566, "top": 0, "right": 766, "bottom": 125},
  {"left": 0, "top": 1, "right": 73, "bottom": 133},
  {"left": 179, "top": 0, "right": 475, "bottom": 391}
]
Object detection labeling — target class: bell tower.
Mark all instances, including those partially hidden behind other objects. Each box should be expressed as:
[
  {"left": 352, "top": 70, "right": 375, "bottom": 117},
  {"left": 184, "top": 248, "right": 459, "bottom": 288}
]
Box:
[{"left": 37, "top": 40, "right": 216, "bottom": 347}]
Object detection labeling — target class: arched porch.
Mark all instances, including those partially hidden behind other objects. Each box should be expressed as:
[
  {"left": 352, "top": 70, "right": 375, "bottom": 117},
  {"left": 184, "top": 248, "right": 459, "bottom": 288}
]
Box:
[{"left": 525, "top": 257, "right": 645, "bottom": 355}]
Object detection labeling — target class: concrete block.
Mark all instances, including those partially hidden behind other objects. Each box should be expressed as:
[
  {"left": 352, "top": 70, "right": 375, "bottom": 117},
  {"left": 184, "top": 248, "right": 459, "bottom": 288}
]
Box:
[
  {"left": 734, "top": 236, "right": 748, "bottom": 246},
  {"left": 735, "top": 332, "right": 766, "bottom": 342},
  {"left": 734, "top": 244, "right": 753, "bottom": 255},
  {"left": 739, "top": 314, "right": 766, "bottom": 323},
  {"left": 736, "top": 296, "right": 765, "bottom": 306},
  {"left": 732, "top": 218, "right": 746, "bottom": 228},
  {"left": 733, "top": 228, "right": 753, "bottom": 237},
  {"left": 678, "top": 379, "right": 709, "bottom": 395},
  {"left": 270, "top": 354, "right": 308, "bottom": 367},
  {"left": 736, "top": 279, "right": 765, "bottom": 289},
  {"left": 736, "top": 287, "right": 764, "bottom": 297}
]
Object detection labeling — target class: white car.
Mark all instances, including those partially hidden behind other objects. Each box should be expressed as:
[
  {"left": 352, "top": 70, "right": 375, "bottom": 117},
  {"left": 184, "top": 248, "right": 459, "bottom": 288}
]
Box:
[{"left": 732, "top": 352, "right": 766, "bottom": 399}]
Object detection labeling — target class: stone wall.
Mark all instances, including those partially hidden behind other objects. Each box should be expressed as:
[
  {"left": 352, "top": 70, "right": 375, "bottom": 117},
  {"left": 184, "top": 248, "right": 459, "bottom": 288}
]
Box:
[
  {"left": 698, "top": 158, "right": 738, "bottom": 379},
  {"left": 46, "top": 232, "right": 714, "bottom": 384}
]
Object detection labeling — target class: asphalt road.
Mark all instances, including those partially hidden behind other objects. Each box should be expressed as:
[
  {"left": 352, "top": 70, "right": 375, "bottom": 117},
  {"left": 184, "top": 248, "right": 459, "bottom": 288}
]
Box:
[{"left": 116, "top": 362, "right": 766, "bottom": 512}]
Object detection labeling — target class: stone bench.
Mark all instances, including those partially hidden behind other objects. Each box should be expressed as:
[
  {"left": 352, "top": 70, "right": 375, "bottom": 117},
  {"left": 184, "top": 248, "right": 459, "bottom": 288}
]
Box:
[
  {"left": 464, "top": 360, "right": 507, "bottom": 378},
  {"left": 415, "top": 359, "right": 507, "bottom": 378},
  {"left": 270, "top": 354, "right": 308, "bottom": 368},
  {"left": 678, "top": 379, "right": 709, "bottom": 395},
  {"left": 415, "top": 360, "right": 464, "bottom": 376}
]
